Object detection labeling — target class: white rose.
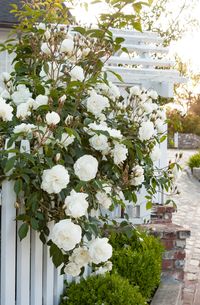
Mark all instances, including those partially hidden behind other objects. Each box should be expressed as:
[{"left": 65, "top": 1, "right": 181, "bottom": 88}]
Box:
[
  {"left": 2, "top": 72, "right": 11, "bottom": 82},
  {"left": 11, "top": 85, "right": 32, "bottom": 105},
  {"left": 37, "top": 22, "right": 46, "bottom": 30},
  {"left": 87, "top": 121, "right": 109, "bottom": 135},
  {"left": 58, "top": 132, "right": 75, "bottom": 148},
  {"left": 16, "top": 99, "right": 33, "bottom": 119},
  {"left": 69, "top": 247, "right": 91, "bottom": 266},
  {"left": 51, "top": 219, "right": 82, "bottom": 251},
  {"left": 64, "top": 262, "right": 81, "bottom": 277},
  {"left": 139, "top": 121, "right": 155, "bottom": 141},
  {"left": 82, "top": 47, "right": 90, "bottom": 57},
  {"left": 142, "top": 102, "right": 158, "bottom": 114},
  {"left": 74, "top": 155, "right": 98, "bottom": 181},
  {"left": 156, "top": 109, "right": 166, "bottom": 120},
  {"left": 64, "top": 190, "right": 89, "bottom": 218},
  {"left": 0, "top": 97, "right": 13, "bottom": 121},
  {"left": 44, "top": 30, "right": 51, "bottom": 40},
  {"left": 108, "top": 128, "right": 122, "bottom": 139},
  {"left": 41, "top": 42, "right": 51, "bottom": 55},
  {"left": 131, "top": 165, "right": 144, "bottom": 186},
  {"left": 69, "top": 66, "right": 84, "bottom": 81},
  {"left": 148, "top": 89, "right": 158, "bottom": 100},
  {"left": 60, "top": 38, "right": 74, "bottom": 54},
  {"left": 46, "top": 111, "right": 60, "bottom": 125},
  {"left": 96, "top": 190, "right": 112, "bottom": 209},
  {"left": 60, "top": 94, "right": 67, "bottom": 103},
  {"left": 89, "top": 134, "right": 109, "bottom": 151},
  {"left": 41, "top": 164, "right": 70, "bottom": 194},
  {"left": 95, "top": 261, "right": 113, "bottom": 275},
  {"left": 155, "top": 118, "right": 166, "bottom": 133},
  {"left": 129, "top": 85, "right": 141, "bottom": 96},
  {"left": 86, "top": 91, "right": 110, "bottom": 117},
  {"left": 33, "top": 95, "right": 48, "bottom": 110},
  {"left": 13, "top": 123, "right": 37, "bottom": 134},
  {"left": 112, "top": 143, "right": 128, "bottom": 165},
  {"left": 1, "top": 89, "right": 10, "bottom": 99},
  {"left": 89, "top": 237, "right": 112, "bottom": 264},
  {"left": 150, "top": 145, "right": 161, "bottom": 162}
]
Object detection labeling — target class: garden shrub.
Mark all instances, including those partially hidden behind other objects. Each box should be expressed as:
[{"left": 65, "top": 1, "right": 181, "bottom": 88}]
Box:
[
  {"left": 188, "top": 153, "right": 200, "bottom": 169},
  {"left": 60, "top": 273, "right": 146, "bottom": 305},
  {"left": 109, "top": 227, "right": 163, "bottom": 299}
]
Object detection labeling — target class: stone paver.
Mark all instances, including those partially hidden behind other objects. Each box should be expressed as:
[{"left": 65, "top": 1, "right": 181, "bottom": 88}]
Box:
[{"left": 168, "top": 149, "right": 200, "bottom": 305}]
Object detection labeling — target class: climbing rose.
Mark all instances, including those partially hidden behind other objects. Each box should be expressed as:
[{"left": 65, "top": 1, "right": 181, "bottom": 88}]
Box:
[
  {"left": 51, "top": 219, "right": 82, "bottom": 251},
  {"left": 89, "top": 134, "right": 109, "bottom": 151},
  {"left": 64, "top": 262, "right": 81, "bottom": 277},
  {"left": 41, "top": 164, "right": 69, "bottom": 194},
  {"left": 46, "top": 111, "right": 60, "bottom": 125},
  {"left": 69, "top": 66, "right": 84, "bottom": 81},
  {"left": 74, "top": 155, "right": 98, "bottom": 181},
  {"left": 64, "top": 190, "right": 89, "bottom": 218},
  {"left": 112, "top": 143, "right": 128, "bottom": 165},
  {"left": 0, "top": 97, "right": 13, "bottom": 121},
  {"left": 130, "top": 165, "right": 144, "bottom": 186},
  {"left": 60, "top": 38, "right": 74, "bottom": 54},
  {"left": 138, "top": 121, "right": 155, "bottom": 141},
  {"left": 86, "top": 90, "right": 109, "bottom": 117},
  {"left": 150, "top": 145, "right": 161, "bottom": 162},
  {"left": 89, "top": 237, "right": 112, "bottom": 264}
]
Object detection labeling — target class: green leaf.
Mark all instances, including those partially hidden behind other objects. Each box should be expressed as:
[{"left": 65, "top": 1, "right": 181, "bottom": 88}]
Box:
[
  {"left": 146, "top": 201, "right": 152, "bottom": 210},
  {"left": 14, "top": 179, "right": 23, "bottom": 195},
  {"left": 4, "top": 156, "right": 16, "bottom": 173},
  {"left": 18, "top": 223, "right": 29, "bottom": 241},
  {"left": 50, "top": 243, "right": 64, "bottom": 267}
]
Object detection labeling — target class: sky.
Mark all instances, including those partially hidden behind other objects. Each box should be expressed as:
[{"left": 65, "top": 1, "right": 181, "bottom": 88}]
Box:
[{"left": 66, "top": 0, "right": 200, "bottom": 74}]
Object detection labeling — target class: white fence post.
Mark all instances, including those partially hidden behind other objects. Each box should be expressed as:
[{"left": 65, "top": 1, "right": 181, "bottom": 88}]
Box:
[
  {"left": 1, "top": 140, "right": 16, "bottom": 305},
  {"left": 16, "top": 140, "right": 31, "bottom": 305}
]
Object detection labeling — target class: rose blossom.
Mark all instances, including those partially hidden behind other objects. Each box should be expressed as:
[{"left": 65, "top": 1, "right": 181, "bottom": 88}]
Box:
[
  {"left": 69, "top": 66, "right": 84, "bottom": 81},
  {"left": 41, "top": 164, "right": 69, "bottom": 194},
  {"left": 46, "top": 111, "right": 60, "bottom": 125},
  {"left": 58, "top": 132, "right": 75, "bottom": 148},
  {"left": 33, "top": 94, "right": 48, "bottom": 110},
  {"left": 89, "top": 134, "right": 109, "bottom": 151},
  {"left": 130, "top": 165, "right": 144, "bottom": 186},
  {"left": 0, "top": 97, "right": 13, "bottom": 121},
  {"left": 60, "top": 38, "right": 74, "bottom": 54},
  {"left": 64, "top": 262, "right": 81, "bottom": 277},
  {"left": 51, "top": 219, "right": 82, "bottom": 251},
  {"left": 69, "top": 247, "right": 91, "bottom": 266},
  {"left": 150, "top": 145, "right": 161, "bottom": 162},
  {"left": 112, "top": 143, "right": 128, "bottom": 165},
  {"left": 96, "top": 189, "right": 112, "bottom": 209},
  {"left": 86, "top": 90, "right": 109, "bottom": 117},
  {"left": 74, "top": 155, "right": 98, "bottom": 181},
  {"left": 11, "top": 84, "right": 32, "bottom": 105},
  {"left": 13, "top": 123, "right": 37, "bottom": 134},
  {"left": 138, "top": 121, "right": 155, "bottom": 141},
  {"left": 64, "top": 190, "right": 89, "bottom": 218},
  {"left": 89, "top": 237, "right": 112, "bottom": 264}
]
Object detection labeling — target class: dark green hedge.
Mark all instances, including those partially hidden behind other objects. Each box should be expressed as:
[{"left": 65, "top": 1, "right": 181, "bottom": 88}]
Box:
[
  {"left": 109, "top": 227, "right": 163, "bottom": 299},
  {"left": 60, "top": 273, "right": 146, "bottom": 305}
]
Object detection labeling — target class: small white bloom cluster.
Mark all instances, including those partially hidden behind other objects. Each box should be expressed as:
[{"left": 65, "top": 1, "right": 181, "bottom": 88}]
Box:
[
  {"left": 128, "top": 86, "right": 166, "bottom": 143},
  {"left": 51, "top": 218, "right": 112, "bottom": 277}
]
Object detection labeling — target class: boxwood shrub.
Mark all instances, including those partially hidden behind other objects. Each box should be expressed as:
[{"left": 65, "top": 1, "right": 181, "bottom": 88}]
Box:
[
  {"left": 188, "top": 152, "right": 200, "bottom": 169},
  {"left": 109, "top": 226, "right": 163, "bottom": 299},
  {"left": 60, "top": 273, "right": 146, "bottom": 305}
]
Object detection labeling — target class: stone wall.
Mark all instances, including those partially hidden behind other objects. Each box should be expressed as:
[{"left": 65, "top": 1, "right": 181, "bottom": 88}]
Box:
[{"left": 169, "top": 133, "right": 200, "bottom": 149}]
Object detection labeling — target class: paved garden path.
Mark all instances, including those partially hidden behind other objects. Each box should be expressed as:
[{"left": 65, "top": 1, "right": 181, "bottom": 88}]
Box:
[{"left": 168, "top": 149, "right": 200, "bottom": 305}]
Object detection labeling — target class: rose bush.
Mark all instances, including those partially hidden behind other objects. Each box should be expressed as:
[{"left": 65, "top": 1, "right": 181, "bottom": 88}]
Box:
[{"left": 0, "top": 0, "right": 179, "bottom": 277}]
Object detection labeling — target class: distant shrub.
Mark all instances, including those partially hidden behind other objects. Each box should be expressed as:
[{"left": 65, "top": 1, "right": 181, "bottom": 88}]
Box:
[
  {"left": 188, "top": 153, "right": 200, "bottom": 169},
  {"left": 60, "top": 273, "right": 146, "bottom": 305},
  {"left": 109, "top": 227, "right": 163, "bottom": 299}
]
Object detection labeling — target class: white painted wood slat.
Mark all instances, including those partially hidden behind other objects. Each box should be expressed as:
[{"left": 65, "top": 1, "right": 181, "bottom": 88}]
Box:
[
  {"left": 31, "top": 230, "right": 43, "bottom": 305},
  {"left": 105, "top": 55, "right": 174, "bottom": 67}
]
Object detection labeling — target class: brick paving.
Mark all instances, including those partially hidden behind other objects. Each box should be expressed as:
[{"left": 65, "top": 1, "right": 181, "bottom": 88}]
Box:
[{"left": 168, "top": 149, "right": 200, "bottom": 305}]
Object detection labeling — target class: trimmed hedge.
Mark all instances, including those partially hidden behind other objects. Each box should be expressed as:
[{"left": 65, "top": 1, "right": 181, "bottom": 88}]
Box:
[
  {"left": 188, "top": 153, "right": 200, "bottom": 169},
  {"left": 109, "top": 227, "right": 163, "bottom": 299},
  {"left": 60, "top": 273, "right": 146, "bottom": 305}
]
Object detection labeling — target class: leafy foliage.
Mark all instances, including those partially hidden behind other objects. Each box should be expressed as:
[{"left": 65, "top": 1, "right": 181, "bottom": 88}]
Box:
[
  {"left": 109, "top": 226, "right": 164, "bottom": 299},
  {"left": 60, "top": 273, "right": 146, "bottom": 305},
  {"left": 188, "top": 153, "right": 200, "bottom": 169}
]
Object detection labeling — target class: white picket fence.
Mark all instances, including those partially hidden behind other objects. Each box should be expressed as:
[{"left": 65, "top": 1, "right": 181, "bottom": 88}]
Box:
[{"left": 0, "top": 28, "right": 184, "bottom": 305}]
